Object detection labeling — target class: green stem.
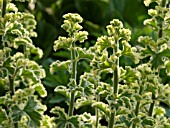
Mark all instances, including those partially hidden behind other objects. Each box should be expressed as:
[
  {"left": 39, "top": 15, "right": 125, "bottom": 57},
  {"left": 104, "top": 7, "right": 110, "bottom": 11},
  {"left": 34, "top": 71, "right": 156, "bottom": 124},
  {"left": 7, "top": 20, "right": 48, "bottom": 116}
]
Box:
[
  {"left": 2, "top": 0, "right": 7, "bottom": 17},
  {"left": 9, "top": 75, "right": 15, "bottom": 95},
  {"left": 149, "top": 93, "right": 155, "bottom": 116},
  {"left": 68, "top": 42, "right": 77, "bottom": 128},
  {"left": 132, "top": 86, "right": 143, "bottom": 128},
  {"left": 109, "top": 40, "right": 119, "bottom": 128},
  {"left": 135, "top": 86, "right": 143, "bottom": 116},
  {"left": 95, "top": 96, "right": 100, "bottom": 128},
  {"left": 14, "top": 122, "right": 18, "bottom": 128},
  {"left": 94, "top": 74, "right": 100, "bottom": 128},
  {"left": 108, "top": 111, "right": 116, "bottom": 128},
  {"left": 113, "top": 66, "right": 118, "bottom": 95}
]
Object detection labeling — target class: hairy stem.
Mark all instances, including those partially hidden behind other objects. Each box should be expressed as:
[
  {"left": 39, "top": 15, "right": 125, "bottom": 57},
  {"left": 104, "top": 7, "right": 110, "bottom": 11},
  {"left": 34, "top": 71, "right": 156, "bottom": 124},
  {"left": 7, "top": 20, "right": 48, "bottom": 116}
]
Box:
[
  {"left": 68, "top": 42, "right": 77, "bottom": 128},
  {"left": 2, "top": 0, "right": 7, "bottom": 17}
]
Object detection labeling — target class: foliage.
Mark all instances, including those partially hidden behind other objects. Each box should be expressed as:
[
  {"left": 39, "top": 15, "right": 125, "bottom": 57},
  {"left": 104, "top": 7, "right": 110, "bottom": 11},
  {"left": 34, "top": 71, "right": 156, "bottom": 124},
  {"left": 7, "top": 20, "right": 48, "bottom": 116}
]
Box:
[{"left": 0, "top": 0, "right": 170, "bottom": 128}]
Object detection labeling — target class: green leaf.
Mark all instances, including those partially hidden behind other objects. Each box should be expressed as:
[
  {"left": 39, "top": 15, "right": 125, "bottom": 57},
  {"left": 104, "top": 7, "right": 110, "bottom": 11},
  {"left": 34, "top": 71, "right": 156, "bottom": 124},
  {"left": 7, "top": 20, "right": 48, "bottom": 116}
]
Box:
[
  {"left": 75, "top": 98, "right": 93, "bottom": 109},
  {"left": 92, "top": 102, "right": 110, "bottom": 116},
  {"left": 50, "top": 107, "right": 80, "bottom": 128},
  {"left": 0, "top": 107, "right": 7, "bottom": 123},
  {"left": 165, "top": 61, "right": 170, "bottom": 75},
  {"left": 54, "top": 86, "right": 70, "bottom": 100},
  {"left": 49, "top": 94, "right": 67, "bottom": 104},
  {"left": 74, "top": 31, "right": 88, "bottom": 43},
  {"left": 50, "top": 60, "right": 71, "bottom": 74},
  {"left": 141, "top": 117, "right": 155, "bottom": 126},
  {"left": 122, "top": 41, "right": 139, "bottom": 64},
  {"left": 23, "top": 97, "right": 44, "bottom": 127},
  {"left": 76, "top": 47, "right": 93, "bottom": 61},
  {"left": 79, "top": 77, "right": 94, "bottom": 96},
  {"left": 153, "top": 106, "right": 166, "bottom": 116},
  {"left": 116, "top": 107, "right": 130, "bottom": 115},
  {"left": 33, "top": 83, "right": 47, "bottom": 98},
  {"left": 11, "top": 96, "right": 45, "bottom": 127},
  {"left": 21, "top": 69, "right": 39, "bottom": 82},
  {"left": 120, "top": 66, "right": 139, "bottom": 84},
  {"left": 53, "top": 37, "right": 70, "bottom": 51},
  {"left": 96, "top": 36, "right": 111, "bottom": 51}
]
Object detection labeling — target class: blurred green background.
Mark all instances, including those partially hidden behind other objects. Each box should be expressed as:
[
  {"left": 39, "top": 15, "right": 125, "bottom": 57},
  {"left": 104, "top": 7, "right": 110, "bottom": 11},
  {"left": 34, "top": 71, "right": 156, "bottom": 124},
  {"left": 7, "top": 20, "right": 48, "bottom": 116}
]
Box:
[{"left": 14, "top": 0, "right": 170, "bottom": 119}]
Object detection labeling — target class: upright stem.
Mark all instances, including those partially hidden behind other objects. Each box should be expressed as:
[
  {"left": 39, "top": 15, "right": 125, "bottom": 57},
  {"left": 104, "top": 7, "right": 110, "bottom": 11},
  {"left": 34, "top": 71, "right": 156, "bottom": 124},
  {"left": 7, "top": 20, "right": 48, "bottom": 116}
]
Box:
[
  {"left": 109, "top": 40, "right": 119, "bottom": 128},
  {"left": 95, "top": 74, "right": 100, "bottom": 128},
  {"left": 108, "top": 111, "right": 116, "bottom": 128},
  {"left": 132, "top": 85, "right": 143, "bottom": 128},
  {"left": 95, "top": 96, "right": 100, "bottom": 128},
  {"left": 135, "top": 86, "right": 143, "bottom": 116},
  {"left": 149, "top": 93, "right": 156, "bottom": 116},
  {"left": 68, "top": 42, "right": 77, "bottom": 128},
  {"left": 2, "top": 0, "right": 7, "bottom": 17},
  {"left": 9, "top": 75, "right": 15, "bottom": 95}
]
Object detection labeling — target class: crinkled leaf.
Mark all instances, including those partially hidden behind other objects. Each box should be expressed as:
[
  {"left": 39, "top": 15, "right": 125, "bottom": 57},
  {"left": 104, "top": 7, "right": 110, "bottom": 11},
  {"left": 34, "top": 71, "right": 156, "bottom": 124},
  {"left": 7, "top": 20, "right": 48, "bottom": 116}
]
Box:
[
  {"left": 92, "top": 102, "right": 110, "bottom": 116},
  {"left": 116, "top": 107, "right": 130, "bottom": 115},
  {"left": 141, "top": 46, "right": 170, "bottom": 69},
  {"left": 76, "top": 47, "right": 93, "bottom": 61},
  {"left": 96, "top": 36, "right": 111, "bottom": 51},
  {"left": 23, "top": 96, "right": 44, "bottom": 127},
  {"left": 79, "top": 78, "right": 94, "bottom": 96},
  {"left": 120, "top": 66, "right": 139, "bottom": 84},
  {"left": 74, "top": 31, "right": 88, "bottom": 43},
  {"left": 53, "top": 37, "right": 70, "bottom": 51},
  {"left": 75, "top": 98, "right": 93, "bottom": 109},
  {"left": 14, "top": 37, "right": 32, "bottom": 49},
  {"left": 50, "top": 60, "right": 71, "bottom": 74},
  {"left": 54, "top": 86, "right": 70, "bottom": 100},
  {"left": 122, "top": 41, "right": 139, "bottom": 64},
  {"left": 33, "top": 83, "right": 47, "bottom": 98},
  {"left": 50, "top": 107, "right": 80, "bottom": 128},
  {"left": 21, "top": 69, "right": 39, "bottom": 82}
]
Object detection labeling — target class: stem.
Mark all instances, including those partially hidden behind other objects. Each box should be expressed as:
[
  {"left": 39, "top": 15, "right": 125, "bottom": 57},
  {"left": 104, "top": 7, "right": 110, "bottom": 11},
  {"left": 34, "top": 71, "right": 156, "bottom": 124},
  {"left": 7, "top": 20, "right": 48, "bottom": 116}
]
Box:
[
  {"left": 9, "top": 75, "right": 15, "bottom": 95},
  {"left": 108, "top": 111, "right": 116, "bottom": 128},
  {"left": 132, "top": 86, "right": 143, "bottom": 128},
  {"left": 14, "top": 122, "right": 18, "bottom": 128},
  {"left": 149, "top": 93, "right": 156, "bottom": 116},
  {"left": 95, "top": 96, "right": 100, "bottom": 128},
  {"left": 95, "top": 75, "right": 100, "bottom": 128},
  {"left": 68, "top": 42, "right": 77, "bottom": 128},
  {"left": 68, "top": 91, "right": 75, "bottom": 117},
  {"left": 113, "top": 66, "right": 118, "bottom": 95},
  {"left": 135, "top": 86, "right": 143, "bottom": 116},
  {"left": 109, "top": 40, "right": 119, "bottom": 128},
  {"left": 2, "top": 0, "right": 7, "bottom": 17}
]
